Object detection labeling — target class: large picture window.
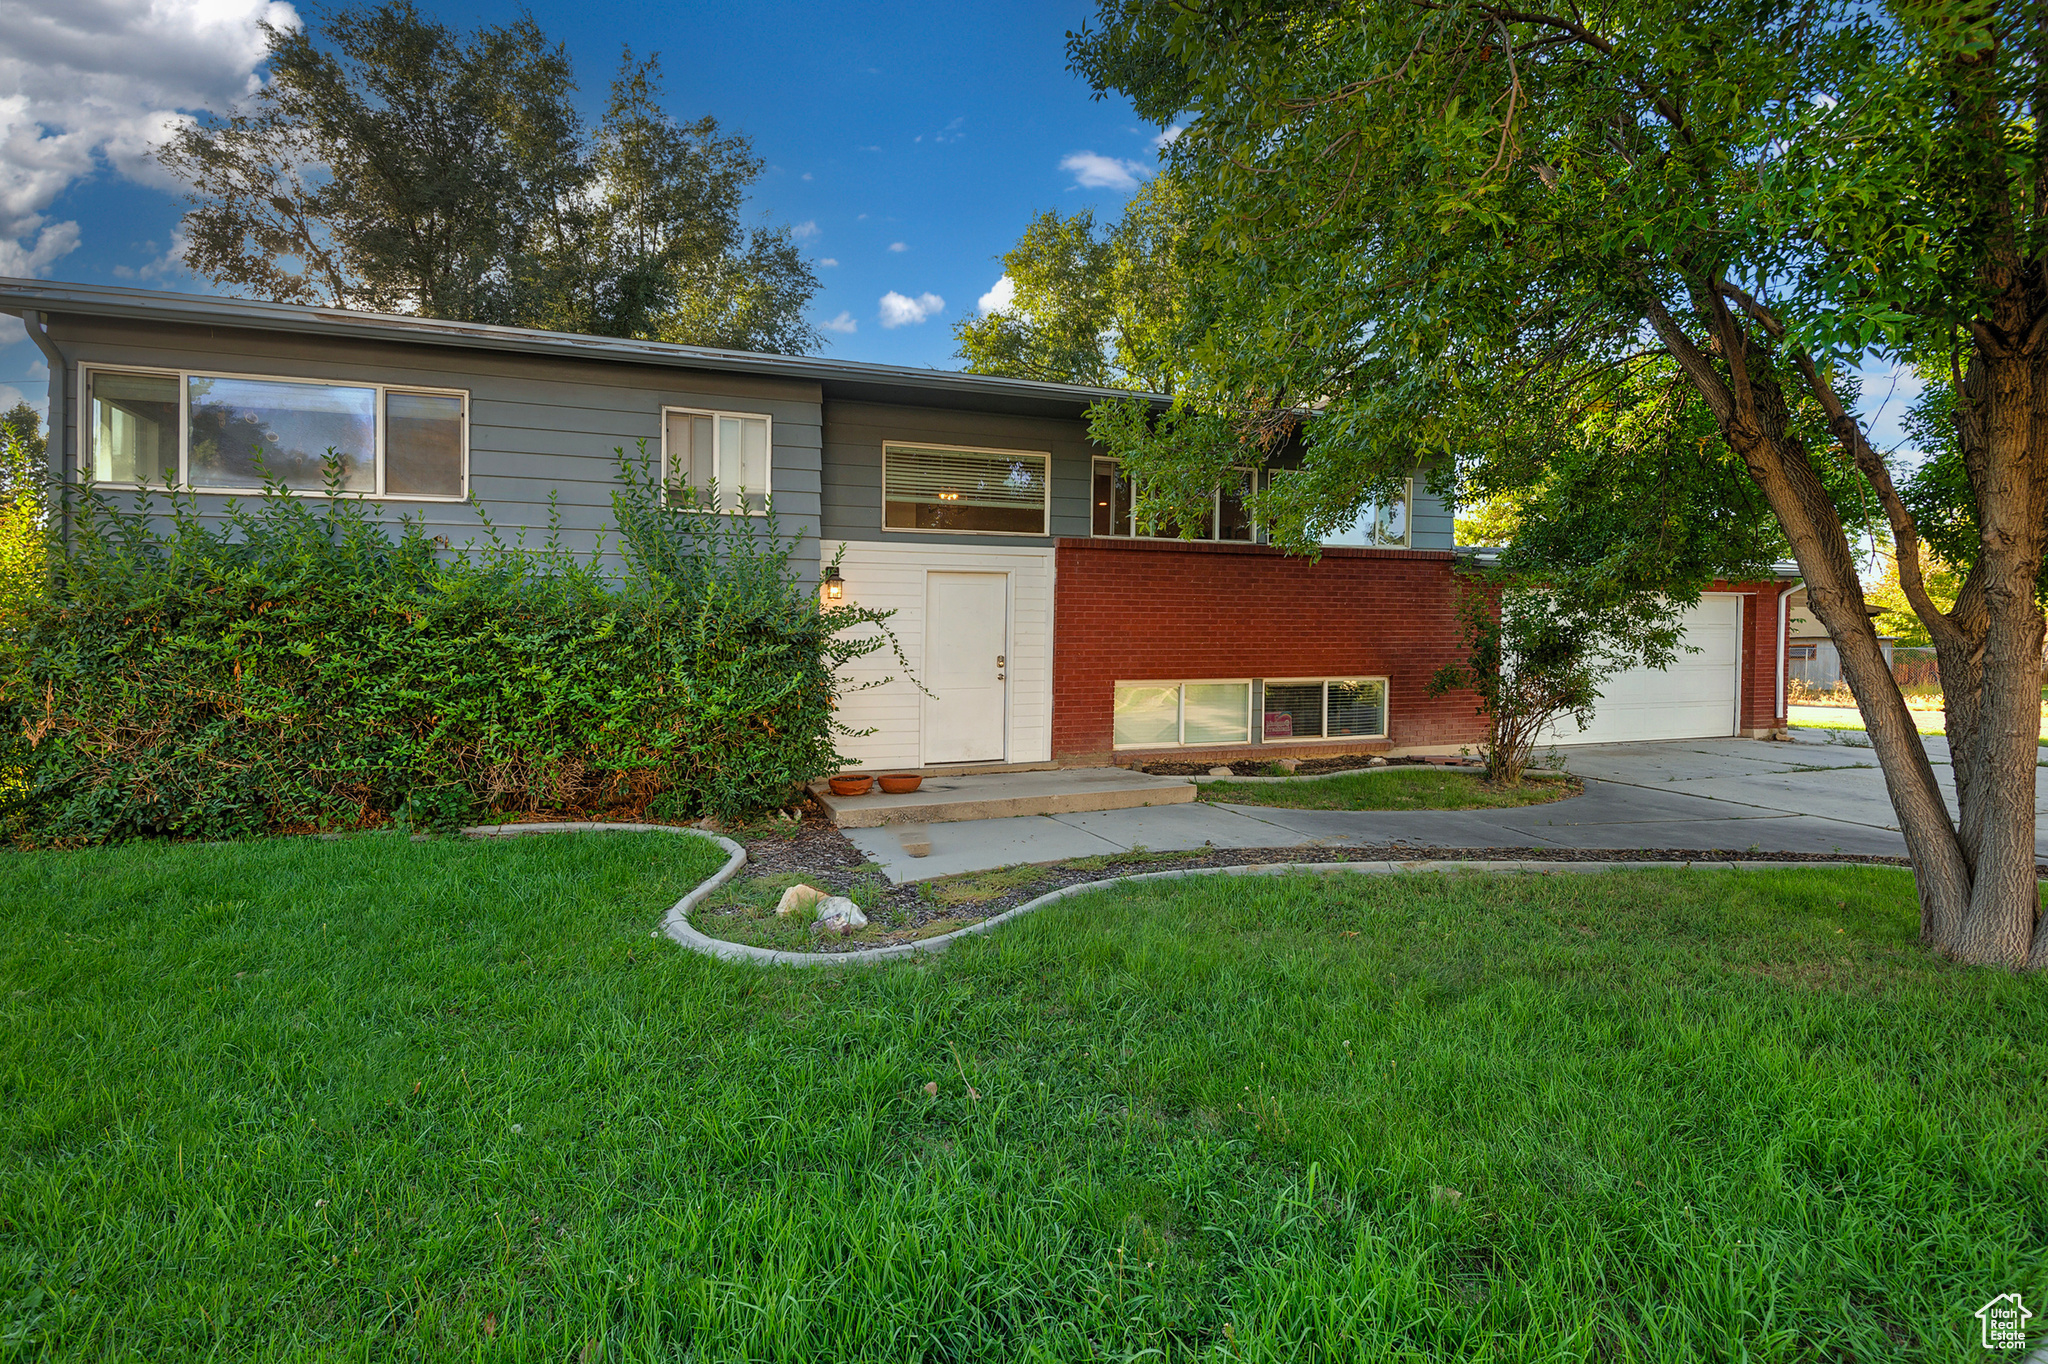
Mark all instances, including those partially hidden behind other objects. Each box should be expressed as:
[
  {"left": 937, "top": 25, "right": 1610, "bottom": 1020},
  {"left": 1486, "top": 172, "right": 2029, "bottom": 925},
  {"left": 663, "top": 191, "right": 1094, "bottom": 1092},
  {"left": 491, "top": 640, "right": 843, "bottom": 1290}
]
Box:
[
  {"left": 1092, "top": 457, "right": 1254, "bottom": 541},
  {"left": 884, "top": 443, "right": 1049, "bottom": 535},
  {"left": 662, "top": 407, "right": 770, "bottom": 513},
  {"left": 84, "top": 366, "right": 468, "bottom": 499}
]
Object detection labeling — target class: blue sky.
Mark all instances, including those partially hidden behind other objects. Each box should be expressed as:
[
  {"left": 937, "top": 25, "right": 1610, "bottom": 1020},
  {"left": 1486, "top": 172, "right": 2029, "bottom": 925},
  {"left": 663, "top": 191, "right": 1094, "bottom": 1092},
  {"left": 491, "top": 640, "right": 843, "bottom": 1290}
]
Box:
[
  {"left": 0, "top": 0, "right": 1163, "bottom": 417},
  {"left": 0, "top": 0, "right": 1919, "bottom": 463}
]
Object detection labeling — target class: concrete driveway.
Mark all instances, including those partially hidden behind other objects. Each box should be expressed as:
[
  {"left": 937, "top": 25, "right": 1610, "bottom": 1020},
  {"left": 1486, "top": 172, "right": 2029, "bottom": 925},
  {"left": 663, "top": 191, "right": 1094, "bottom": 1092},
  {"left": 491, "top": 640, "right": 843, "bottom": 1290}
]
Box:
[{"left": 846, "top": 732, "right": 2048, "bottom": 880}]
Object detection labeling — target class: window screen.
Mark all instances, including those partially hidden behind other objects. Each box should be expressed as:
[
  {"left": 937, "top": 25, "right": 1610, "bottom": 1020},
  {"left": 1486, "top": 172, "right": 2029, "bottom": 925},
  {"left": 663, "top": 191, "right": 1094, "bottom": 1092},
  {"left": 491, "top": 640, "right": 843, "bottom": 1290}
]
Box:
[
  {"left": 886, "top": 445, "right": 1048, "bottom": 534},
  {"left": 385, "top": 391, "right": 465, "bottom": 497}
]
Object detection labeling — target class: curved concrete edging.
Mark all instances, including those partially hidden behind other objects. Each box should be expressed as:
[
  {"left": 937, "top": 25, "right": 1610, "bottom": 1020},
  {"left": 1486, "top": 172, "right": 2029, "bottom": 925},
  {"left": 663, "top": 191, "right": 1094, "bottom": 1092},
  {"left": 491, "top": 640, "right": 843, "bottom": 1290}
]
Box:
[
  {"left": 457, "top": 822, "right": 1908, "bottom": 970},
  {"left": 675, "top": 850, "right": 1907, "bottom": 969},
  {"left": 1189, "top": 766, "right": 1569, "bottom": 786}
]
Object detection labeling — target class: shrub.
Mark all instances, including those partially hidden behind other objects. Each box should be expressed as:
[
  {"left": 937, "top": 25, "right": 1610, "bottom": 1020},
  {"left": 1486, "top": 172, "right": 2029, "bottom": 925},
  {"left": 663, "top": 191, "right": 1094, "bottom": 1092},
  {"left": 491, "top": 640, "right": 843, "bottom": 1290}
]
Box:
[{"left": 0, "top": 445, "right": 899, "bottom": 844}]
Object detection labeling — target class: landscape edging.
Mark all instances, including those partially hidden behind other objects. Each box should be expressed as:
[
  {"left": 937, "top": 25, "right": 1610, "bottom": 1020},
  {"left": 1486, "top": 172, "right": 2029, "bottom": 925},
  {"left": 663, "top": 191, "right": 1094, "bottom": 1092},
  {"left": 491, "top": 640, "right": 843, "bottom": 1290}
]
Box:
[
  {"left": 457, "top": 822, "right": 1910, "bottom": 970},
  {"left": 1189, "top": 765, "right": 1569, "bottom": 786}
]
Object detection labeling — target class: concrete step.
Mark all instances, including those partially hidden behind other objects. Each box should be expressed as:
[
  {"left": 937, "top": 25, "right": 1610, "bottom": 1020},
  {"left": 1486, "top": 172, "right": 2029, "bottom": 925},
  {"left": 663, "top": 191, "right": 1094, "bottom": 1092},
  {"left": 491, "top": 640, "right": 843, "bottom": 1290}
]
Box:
[{"left": 813, "top": 767, "right": 1195, "bottom": 828}]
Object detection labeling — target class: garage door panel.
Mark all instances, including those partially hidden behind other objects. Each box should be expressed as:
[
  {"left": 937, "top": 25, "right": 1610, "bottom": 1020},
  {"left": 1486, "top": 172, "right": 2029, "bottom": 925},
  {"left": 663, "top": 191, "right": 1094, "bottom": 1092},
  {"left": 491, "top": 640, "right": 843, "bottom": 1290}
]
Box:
[{"left": 1549, "top": 596, "right": 1741, "bottom": 745}]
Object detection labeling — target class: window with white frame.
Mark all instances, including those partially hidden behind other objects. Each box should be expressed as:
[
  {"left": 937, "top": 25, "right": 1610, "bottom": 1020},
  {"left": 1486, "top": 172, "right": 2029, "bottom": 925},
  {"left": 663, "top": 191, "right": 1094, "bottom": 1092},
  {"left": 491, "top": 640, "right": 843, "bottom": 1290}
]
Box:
[
  {"left": 663, "top": 407, "right": 771, "bottom": 513},
  {"left": 885, "top": 443, "right": 1049, "bottom": 535},
  {"left": 1113, "top": 681, "right": 1253, "bottom": 747},
  {"left": 1091, "top": 457, "right": 1254, "bottom": 541},
  {"left": 1262, "top": 469, "right": 1413, "bottom": 548},
  {"left": 1260, "top": 678, "right": 1388, "bottom": 741},
  {"left": 85, "top": 366, "right": 467, "bottom": 499}
]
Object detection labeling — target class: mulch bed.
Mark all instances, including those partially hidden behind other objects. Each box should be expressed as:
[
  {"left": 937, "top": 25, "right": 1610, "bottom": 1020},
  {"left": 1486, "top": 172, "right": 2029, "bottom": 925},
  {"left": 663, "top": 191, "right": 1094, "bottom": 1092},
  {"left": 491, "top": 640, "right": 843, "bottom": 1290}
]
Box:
[{"left": 1136, "top": 755, "right": 1484, "bottom": 777}]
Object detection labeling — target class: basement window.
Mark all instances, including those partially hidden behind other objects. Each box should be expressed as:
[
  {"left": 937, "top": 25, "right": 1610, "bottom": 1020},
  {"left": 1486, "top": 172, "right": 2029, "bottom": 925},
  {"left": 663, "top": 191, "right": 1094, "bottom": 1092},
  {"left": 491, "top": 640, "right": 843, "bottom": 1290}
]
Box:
[
  {"left": 1261, "top": 679, "right": 1388, "bottom": 741},
  {"left": 1113, "top": 681, "right": 1253, "bottom": 747}
]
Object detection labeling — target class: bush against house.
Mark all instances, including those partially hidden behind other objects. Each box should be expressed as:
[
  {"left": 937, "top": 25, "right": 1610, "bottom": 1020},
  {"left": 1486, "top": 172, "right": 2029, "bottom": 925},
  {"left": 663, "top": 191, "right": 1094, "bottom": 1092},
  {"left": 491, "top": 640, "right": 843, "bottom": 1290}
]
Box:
[{"left": 0, "top": 447, "right": 895, "bottom": 844}]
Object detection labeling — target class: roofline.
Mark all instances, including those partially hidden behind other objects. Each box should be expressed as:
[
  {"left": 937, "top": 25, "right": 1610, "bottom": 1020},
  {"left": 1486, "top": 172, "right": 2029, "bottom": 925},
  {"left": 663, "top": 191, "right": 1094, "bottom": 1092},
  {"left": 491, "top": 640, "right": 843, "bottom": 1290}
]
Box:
[{"left": 0, "top": 277, "right": 1170, "bottom": 413}]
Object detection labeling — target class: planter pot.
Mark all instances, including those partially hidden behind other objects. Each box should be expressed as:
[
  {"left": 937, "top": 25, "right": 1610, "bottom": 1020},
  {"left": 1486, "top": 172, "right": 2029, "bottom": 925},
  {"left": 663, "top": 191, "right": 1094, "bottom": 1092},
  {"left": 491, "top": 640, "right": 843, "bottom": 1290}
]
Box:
[
  {"left": 828, "top": 775, "right": 874, "bottom": 797},
  {"left": 878, "top": 774, "right": 923, "bottom": 795}
]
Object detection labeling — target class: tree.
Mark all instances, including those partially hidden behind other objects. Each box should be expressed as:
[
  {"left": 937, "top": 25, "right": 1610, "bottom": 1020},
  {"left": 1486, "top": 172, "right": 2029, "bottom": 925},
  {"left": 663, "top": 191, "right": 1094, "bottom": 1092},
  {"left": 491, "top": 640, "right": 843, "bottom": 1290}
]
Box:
[
  {"left": 1868, "top": 546, "right": 1965, "bottom": 649},
  {"left": 1070, "top": 0, "right": 2048, "bottom": 967},
  {"left": 1428, "top": 576, "right": 1663, "bottom": 786},
  {"left": 159, "top": 2, "right": 819, "bottom": 353},
  {"left": 954, "top": 177, "right": 1192, "bottom": 391}
]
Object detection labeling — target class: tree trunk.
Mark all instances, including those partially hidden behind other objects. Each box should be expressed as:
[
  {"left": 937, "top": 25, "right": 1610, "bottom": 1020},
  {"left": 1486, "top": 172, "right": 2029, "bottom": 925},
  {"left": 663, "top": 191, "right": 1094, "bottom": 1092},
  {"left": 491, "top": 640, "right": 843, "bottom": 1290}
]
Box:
[{"left": 1646, "top": 291, "right": 2041, "bottom": 967}]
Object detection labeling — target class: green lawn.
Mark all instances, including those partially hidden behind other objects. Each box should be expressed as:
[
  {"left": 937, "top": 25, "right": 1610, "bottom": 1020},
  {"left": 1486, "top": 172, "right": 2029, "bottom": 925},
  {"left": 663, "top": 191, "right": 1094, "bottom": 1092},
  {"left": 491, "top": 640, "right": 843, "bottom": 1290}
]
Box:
[
  {"left": 1789, "top": 702, "right": 2048, "bottom": 744},
  {"left": 1202, "top": 766, "right": 1573, "bottom": 810},
  {"left": 2, "top": 833, "right": 2043, "bottom": 1360}
]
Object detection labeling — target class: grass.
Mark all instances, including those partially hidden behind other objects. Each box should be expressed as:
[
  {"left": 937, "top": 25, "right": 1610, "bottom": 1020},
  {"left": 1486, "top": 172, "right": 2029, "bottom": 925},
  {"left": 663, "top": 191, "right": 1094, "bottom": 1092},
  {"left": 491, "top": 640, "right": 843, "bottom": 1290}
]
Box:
[
  {"left": 1787, "top": 704, "right": 2048, "bottom": 745},
  {"left": 1201, "top": 766, "right": 1573, "bottom": 811},
  {"left": 2, "top": 833, "right": 2045, "bottom": 1359}
]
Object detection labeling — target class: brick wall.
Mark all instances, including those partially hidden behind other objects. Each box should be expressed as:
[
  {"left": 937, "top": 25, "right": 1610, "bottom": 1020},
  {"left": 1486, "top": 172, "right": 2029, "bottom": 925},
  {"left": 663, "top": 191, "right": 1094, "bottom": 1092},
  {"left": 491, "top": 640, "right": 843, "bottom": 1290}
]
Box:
[
  {"left": 1718, "top": 579, "right": 1794, "bottom": 734},
  {"left": 1052, "top": 538, "right": 1486, "bottom": 764}
]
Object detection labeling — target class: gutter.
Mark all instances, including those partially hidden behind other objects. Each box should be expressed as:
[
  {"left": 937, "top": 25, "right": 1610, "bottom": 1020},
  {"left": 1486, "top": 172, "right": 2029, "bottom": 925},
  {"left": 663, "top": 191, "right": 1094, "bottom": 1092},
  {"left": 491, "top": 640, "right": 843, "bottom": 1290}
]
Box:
[
  {"left": 18, "top": 309, "right": 66, "bottom": 544},
  {"left": 1776, "top": 578, "right": 1801, "bottom": 722},
  {"left": 0, "top": 277, "right": 1169, "bottom": 416}
]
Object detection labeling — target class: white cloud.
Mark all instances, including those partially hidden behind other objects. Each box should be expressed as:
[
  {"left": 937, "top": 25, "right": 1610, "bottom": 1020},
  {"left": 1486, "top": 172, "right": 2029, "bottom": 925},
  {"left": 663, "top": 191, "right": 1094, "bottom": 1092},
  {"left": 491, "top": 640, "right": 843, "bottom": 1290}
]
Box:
[
  {"left": 878, "top": 291, "right": 943, "bottom": 328},
  {"left": 0, "top": 0, "right": 300, "bottom": 277},
  {"left": 109, "top": 231, "right": 192, "bottom": 282},
  {"left": 818, "top": 257, "right": 838, "bottom": 267},
  {"left": 977, "top": 275, "right": 1015, "bottom": 314},
  {"left": 887, "top": 241, "right": 907, "bottom": 252},
  {"left": 1060, "top": 150, "right": 1150, "bottom": 192},
  {"left": 0, "top": 382, "right": 43, "bottom": 422},
  {"left": 801, "top": 171, "right": 813, "bottom": 181},
  {"left": 791, "top": 220, "right": 819, "bottom": 241},
  {"left": 820, "top": 310, "right": 857, "bottom": 335},
  {"left": 1152, "top": 124, "right": 1184, "bottom": 150}
]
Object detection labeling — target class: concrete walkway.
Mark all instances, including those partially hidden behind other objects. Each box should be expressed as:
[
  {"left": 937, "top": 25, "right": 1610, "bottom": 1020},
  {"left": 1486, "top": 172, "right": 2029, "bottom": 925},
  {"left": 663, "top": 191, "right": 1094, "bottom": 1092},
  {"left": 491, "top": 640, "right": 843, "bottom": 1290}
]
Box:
[{"left": 845, "top": 733, "right": 2048, "bottom": 880}]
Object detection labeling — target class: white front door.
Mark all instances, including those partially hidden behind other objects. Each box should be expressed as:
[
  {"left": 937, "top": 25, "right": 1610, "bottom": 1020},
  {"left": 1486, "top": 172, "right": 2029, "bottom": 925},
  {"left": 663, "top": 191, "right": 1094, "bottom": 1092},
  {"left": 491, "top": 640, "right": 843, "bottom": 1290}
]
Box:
[{"left": 924, "top": 572, "right": 1009, "bottom": 763}]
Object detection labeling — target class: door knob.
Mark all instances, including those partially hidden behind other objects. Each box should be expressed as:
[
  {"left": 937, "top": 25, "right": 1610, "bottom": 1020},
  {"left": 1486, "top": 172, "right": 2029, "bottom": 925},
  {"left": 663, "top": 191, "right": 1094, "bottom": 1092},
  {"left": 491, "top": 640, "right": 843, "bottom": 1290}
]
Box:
[{"left": 996, "top": 655, "right": 1006, "bottom": 665}]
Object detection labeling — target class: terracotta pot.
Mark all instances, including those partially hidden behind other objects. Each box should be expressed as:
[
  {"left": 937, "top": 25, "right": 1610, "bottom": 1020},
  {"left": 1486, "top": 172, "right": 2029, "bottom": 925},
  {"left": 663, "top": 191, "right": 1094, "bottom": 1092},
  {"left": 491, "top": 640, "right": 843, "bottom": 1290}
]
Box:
[
  {"left": 878, "top": 774, "right": 923, "bottom": 794},
  {"left": 827, "top": 775, "right": 873, "bottom": 797}
]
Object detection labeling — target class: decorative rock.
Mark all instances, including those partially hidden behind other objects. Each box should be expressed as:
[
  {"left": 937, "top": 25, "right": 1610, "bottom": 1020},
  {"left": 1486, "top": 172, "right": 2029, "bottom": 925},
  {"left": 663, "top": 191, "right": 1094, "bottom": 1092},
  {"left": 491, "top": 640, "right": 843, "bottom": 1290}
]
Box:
[
  {"left": 1277, "top": 758, "right": 1302, "bottom": 772},
  {"left": 812, "top": 896, "right": 868, "bottom": 935},
  {"left": 1208, "top": 766, "right": 1234, "bottom": 777},
  {"left": 1367, "top": 756, "right": 1389, "bottom": 768},
  {"left": 775, "top": 883, "right": 830, "bottom": 917}
]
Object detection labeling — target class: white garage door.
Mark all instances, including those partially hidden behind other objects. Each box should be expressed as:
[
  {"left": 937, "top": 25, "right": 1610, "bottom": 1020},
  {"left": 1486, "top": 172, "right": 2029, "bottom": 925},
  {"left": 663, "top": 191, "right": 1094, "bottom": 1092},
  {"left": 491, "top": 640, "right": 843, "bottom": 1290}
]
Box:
[{"left": 1549, "top": 595, "right": 1742, "bottom": 745}]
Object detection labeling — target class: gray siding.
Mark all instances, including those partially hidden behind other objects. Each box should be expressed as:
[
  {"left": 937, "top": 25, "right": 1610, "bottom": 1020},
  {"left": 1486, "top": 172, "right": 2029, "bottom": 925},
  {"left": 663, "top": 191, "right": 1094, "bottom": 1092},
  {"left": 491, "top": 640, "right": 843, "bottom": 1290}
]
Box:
[
  {"left": 821, "top": 400, "right": 1098, "bottom": 546},
  {"left": 1411, "top": 475, "right": 1453, "bottom": 551},
  {"left": 49, "top": 314, "right": 826, "bottom": 577}
]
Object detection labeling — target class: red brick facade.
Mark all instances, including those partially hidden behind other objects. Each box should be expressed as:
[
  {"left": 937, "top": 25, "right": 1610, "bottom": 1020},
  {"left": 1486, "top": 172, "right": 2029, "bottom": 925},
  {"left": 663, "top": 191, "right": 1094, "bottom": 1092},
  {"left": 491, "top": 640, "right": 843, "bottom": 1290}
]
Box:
[
  {"left": 1050, "top": 544, "right": 1794, "bottom": 765},
  {"left": 1051, "top": 538, "right": 1487, "bottom": 765},
  {"left": 1716, "top": 578, "right": 1796, "bottom": 735}
]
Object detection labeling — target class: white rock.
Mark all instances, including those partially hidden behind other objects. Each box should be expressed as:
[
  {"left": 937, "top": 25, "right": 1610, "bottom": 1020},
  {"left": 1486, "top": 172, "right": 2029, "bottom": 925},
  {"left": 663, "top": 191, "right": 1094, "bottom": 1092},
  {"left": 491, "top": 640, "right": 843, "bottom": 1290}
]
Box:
[
  {"left": 813, "top": 896, "right": 867, "bottom": 933},
  {"left": 1208, "top": 765, "right": 1234, "bottom": 777},
  {"left": 775, "top": 883, "right": 829, "bottom": 917},
  {"left": 1367, "top": 756, "right": 1389, "bottom": 767}
]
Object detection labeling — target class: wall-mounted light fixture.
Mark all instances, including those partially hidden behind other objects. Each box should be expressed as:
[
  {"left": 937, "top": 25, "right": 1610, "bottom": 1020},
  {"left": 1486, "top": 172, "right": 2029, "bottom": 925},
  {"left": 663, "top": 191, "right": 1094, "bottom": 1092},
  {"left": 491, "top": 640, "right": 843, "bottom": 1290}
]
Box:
[{"left": 822, "top": 566, "right": 845, "bottom": 602}]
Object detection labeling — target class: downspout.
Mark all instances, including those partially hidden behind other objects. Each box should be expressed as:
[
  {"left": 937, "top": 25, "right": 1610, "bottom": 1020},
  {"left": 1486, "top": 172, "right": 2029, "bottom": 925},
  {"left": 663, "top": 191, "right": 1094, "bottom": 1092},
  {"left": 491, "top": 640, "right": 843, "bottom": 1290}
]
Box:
[
  {"left": 1776, "top": 579, "right": 1800, "bottom": 725},
  {"left": 20, "top": 310, "right": 68, "bottom": 547}
]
